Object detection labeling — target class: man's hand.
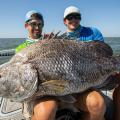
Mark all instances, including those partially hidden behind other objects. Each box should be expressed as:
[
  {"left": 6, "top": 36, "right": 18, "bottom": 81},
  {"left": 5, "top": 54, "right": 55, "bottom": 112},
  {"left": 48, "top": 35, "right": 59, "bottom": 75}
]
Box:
[{"left": 43, "top": 32, "right": 54, "bottom": 39}]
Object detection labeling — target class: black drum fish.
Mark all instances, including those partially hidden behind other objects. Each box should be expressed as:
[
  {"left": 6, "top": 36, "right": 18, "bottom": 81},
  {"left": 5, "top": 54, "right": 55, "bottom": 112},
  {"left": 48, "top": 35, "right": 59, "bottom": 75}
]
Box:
[{"left": 0, "top": 39, "right": 119, "bottom": 102}]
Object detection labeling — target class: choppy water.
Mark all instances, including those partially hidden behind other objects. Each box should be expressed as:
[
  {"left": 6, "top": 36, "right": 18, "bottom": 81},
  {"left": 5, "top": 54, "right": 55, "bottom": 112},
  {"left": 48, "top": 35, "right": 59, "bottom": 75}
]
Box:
[
  {"left": 0, "top": 37, "right": 120, "bottom": 65},
  {"left": 0, "top": 38, "right": 25, "bottom": 64}
]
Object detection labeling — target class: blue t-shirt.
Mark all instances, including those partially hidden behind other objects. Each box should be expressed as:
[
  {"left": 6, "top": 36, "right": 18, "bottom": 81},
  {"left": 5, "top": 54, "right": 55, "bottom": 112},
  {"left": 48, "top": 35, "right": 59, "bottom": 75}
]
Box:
[{"left": 67, "top": 25, "right": 104, "bottom": 42}]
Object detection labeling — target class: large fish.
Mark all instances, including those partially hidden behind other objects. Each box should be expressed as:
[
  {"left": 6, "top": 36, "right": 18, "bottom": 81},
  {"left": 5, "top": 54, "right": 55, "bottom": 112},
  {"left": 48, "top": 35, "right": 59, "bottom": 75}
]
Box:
[{"left": 0, "top": 39, "right": 119, "bottom": 102}]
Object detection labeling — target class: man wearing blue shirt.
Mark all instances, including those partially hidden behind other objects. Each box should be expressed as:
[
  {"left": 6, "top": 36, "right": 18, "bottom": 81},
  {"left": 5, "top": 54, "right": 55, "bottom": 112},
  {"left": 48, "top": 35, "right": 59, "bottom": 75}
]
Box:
[
  {"left": 63, "top": 6, "right": 106, "bottom": 120},
  {"left": 64, "top": 6, "right": 104, "bottom": 42}
]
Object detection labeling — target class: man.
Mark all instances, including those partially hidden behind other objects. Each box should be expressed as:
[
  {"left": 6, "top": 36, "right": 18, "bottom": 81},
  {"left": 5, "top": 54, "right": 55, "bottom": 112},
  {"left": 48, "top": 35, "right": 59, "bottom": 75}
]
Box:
[
  {"left": 16, "top": 10, "right": 58, "bottom": 120},
  {"left": 63, "top": 6, "right": 112, "bottom": 120},
  {"left": 63, "top": 6, "right": 104, "bottom": 41},
  {"left": 16, "top": 10, "right": 44, "bottom": 52}
]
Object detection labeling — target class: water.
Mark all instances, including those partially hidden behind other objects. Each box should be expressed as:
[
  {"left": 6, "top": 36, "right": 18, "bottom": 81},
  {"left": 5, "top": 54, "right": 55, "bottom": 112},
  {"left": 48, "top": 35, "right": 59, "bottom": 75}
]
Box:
[
  {"left": 0, "top": 38, "right": 25, "bottom": 65},
  {"left": 105, "top": 37, "right": 120, "bottom": 55},
  {"left": 0, "top": 38, "right": 25, "bottom": 50},
  {"left": 0, "top": 37, "right": 120, "bottom": 65}
]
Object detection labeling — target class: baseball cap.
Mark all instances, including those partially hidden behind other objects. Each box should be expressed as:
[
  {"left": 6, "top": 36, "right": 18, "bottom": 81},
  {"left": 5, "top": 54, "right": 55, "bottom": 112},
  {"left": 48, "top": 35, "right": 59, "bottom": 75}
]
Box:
[
  {"left": 25, "top": 10, "right": 44, "bottom": 23},
  {"left": 64, "top": 6, "right": 81, "bottom": 19}
]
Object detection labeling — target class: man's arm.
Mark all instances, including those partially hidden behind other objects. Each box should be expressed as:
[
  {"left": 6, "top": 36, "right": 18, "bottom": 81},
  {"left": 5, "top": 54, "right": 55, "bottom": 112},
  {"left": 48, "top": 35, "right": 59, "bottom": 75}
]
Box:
[{"left": 15, "top": 42, "right": 28, "bottom": 53}]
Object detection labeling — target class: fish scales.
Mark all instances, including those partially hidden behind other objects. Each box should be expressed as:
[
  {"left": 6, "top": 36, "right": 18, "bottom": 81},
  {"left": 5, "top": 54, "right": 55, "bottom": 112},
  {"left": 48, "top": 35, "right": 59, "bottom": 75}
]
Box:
[{"left": 0, "top": 39, "right": 119, "bottom": 102}]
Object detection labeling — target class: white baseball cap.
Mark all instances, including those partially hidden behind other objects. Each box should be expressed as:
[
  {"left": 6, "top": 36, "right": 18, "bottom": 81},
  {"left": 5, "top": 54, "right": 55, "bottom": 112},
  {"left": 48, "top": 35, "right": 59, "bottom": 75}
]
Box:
[
  {"left": 64, "top": 6, "right": 80, "bottom": 19},
  {"left": 25, "top": 10, "right": 43, "bottom": 22}
]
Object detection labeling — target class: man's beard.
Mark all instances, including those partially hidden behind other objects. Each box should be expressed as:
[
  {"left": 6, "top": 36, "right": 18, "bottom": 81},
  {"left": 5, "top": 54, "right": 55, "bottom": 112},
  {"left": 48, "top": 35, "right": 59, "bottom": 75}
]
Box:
[{"left": 33, "top": 33, "right": 42, "bottom": 39}]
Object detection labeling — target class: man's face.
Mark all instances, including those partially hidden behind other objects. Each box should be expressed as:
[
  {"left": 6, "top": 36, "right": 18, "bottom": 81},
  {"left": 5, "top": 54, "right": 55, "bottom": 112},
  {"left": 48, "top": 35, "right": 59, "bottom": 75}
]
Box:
[
  {"left": 64, "top": 13, "right": 81, "bottom": 31},
  {"left": 25, "top": 19, "right": 43, "bottom": 39}
]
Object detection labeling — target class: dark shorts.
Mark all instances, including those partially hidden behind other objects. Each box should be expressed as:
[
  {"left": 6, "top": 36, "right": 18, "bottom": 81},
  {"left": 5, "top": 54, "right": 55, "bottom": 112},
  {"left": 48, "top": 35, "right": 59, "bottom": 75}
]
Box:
[{"left": 104, "top": 94, "right": 114, "bottom": 120}]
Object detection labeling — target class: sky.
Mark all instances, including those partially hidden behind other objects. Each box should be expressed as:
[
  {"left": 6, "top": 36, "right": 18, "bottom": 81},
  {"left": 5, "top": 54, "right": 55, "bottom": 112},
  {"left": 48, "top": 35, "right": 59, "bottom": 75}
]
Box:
[{"left": 0, "top": 0, "right": 120, "bottom": 38}]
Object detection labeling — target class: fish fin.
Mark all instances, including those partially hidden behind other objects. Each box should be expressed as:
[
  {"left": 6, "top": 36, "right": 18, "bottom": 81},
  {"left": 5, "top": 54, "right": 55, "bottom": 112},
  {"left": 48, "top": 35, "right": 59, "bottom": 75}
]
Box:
[{"left": 41, "top": 80, "right": 67, "bottom": 93}]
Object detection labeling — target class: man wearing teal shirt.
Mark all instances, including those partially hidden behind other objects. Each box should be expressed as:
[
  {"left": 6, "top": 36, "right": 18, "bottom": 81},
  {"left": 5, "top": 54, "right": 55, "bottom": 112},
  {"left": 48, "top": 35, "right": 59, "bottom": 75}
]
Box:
[
  {"left": 63, "top": 6, "right": 106, "bottom": 120},
  {"left": 64, "top": 6, "right": 104, "bottom": 42},
  {"left": 67, "top": 25, "right": 104, "bottom": 41},
  {"left": 64, "top": 6, "right": 120, "bottom": 120}
]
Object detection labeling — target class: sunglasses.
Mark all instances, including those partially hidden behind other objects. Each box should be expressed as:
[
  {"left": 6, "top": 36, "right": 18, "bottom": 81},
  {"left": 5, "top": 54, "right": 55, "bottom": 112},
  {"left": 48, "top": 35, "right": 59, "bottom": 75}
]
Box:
[
  {"left": 66, "top": 14, "right": 81, "bottom": 20},
  {"left": 28, "top": 21, "right": 43, "bottom": 28}
]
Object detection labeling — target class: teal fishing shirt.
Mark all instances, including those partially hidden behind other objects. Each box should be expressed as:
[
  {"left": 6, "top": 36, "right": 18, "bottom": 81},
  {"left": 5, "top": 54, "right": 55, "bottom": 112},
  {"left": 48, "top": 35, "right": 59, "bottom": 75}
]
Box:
[{"left": 67, "top": 25, "right": 104, "bottom": 42}]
